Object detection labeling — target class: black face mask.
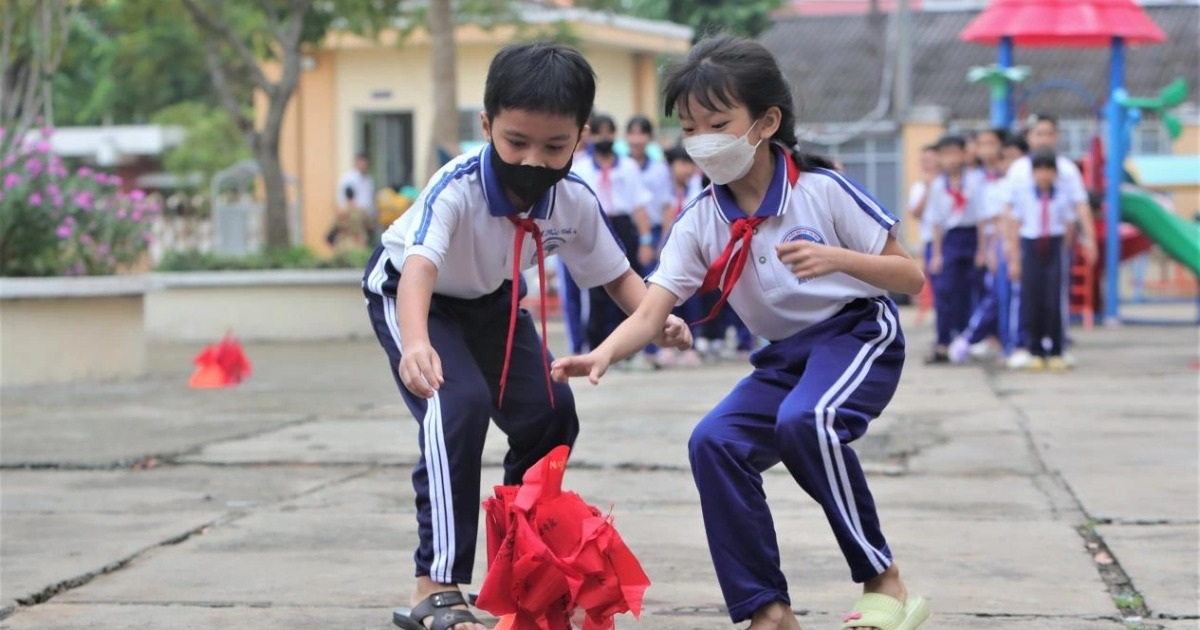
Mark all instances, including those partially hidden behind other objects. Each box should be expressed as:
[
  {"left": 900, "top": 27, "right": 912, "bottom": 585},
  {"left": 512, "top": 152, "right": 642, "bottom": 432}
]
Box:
[
  {"left": 593, "top": 139, "right": 615, "bottom": 155},
  {"left": 490, "top": 143, "right": 573, "bottom": 206}
]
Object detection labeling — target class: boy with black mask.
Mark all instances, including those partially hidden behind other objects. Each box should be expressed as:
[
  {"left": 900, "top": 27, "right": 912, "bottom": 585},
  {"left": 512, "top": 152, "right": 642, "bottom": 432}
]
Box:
[{"left": 364, "top": 41, "right": 691, "bottom": 630}]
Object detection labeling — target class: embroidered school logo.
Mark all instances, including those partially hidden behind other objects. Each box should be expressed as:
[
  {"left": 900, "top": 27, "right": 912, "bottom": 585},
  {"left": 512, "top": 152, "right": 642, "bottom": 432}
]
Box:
[
  {"left": 781, "top": 226, "right": 826, "bottom": 285},
  {"left": 532, "top": 235, "right": 568, "bottom": 263},
  {"left": 781, "top": 226, "right": 826, "bottom": 245}
]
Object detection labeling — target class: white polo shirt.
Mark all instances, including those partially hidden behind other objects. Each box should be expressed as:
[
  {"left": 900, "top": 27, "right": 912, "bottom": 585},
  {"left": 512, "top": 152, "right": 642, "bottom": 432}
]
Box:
[
  {"left": 571, "top": 155, "right": 652, "bottom": 218},
  {"left": 650, "top": 146, "right": 897, "bottom": 341},
  {"left": 980, "top": 168, "right": 1008, "bottom": 219},
  {"left": 337, "top": 169, "right": 376, "bottom": 216},
  {"left": 926, "top": 167, "right": 988, "bottom": 231},
  {"left": 631, "top": 157, "right": 673, "bottom": 226},
  {"left": 378, "top": 146, "right": 630, "bottom": 299},
  {"left": 907, "top": 180, "right": 932, "bottom": 244},
  {"left": 1010, "top": 184, "right": 1077, "bottom": 240},
  {"left": 1005, "top": 154, "right": 1088, "bottom": 207}
]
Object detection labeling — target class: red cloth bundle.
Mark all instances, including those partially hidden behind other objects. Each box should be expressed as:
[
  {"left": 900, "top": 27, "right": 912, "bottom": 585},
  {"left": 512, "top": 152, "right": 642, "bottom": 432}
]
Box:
[
  {"left": 475, "top": 446, "right": 649, "bottom": 630},
  {"left": 188, "top": 333, "right": 251, "bottom": 388}
]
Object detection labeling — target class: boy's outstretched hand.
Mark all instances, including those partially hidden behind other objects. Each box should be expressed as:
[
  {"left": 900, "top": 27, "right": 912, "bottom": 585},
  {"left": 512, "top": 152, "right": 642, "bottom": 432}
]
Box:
[
  {"left": 658, "top": 314, "right": 693, "bottom": 350},
  {"left": 552, "top": 351, "right": 612, "bottom": 385}
]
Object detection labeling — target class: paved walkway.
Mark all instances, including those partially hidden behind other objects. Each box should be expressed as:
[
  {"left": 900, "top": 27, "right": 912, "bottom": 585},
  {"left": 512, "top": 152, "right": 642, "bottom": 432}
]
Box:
[{"left": 1, "top": 309, "right": 1196, "bottom": 629}]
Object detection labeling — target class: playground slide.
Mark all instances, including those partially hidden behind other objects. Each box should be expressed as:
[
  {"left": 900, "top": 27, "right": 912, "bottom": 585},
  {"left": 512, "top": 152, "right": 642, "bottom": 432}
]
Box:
[{"left": 1119, "top": 187, "right": 1200, "bottom": 276}]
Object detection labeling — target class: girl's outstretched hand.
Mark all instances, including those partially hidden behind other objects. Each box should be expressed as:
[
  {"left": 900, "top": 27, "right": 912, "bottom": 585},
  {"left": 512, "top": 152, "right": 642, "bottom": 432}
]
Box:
[
  {"left": 551, "top": 351, "right": 612, "bottom": 386},
  {"left": 658, "top": 314, "right": 693, "bottom": 350}
]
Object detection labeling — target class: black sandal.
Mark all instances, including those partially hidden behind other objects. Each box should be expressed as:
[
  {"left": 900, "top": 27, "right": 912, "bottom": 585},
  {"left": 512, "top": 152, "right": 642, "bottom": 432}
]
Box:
[{"left": 393, "top": 591, "right": 481, "bottom": 630}]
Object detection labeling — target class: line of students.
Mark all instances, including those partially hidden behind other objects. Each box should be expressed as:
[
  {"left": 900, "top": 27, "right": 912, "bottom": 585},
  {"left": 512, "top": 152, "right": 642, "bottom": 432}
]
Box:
[
  {"left": 559, "top": 114, "right": 759, "bottom": 369},
  {"left": 914, "top": 115, "right": 1097, "bottom": 371}
]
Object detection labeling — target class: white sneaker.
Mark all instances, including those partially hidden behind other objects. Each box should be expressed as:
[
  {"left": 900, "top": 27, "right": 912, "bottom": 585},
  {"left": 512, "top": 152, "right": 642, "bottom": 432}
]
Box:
[
  {"left": 948, "top": 337, "right": 971, "bottom": 364},
  {"left": 969, "top": 340, "right": 996, "bottom": 361},
  {"left": 1007, "top": 349, "right": 1034, "bottom": 370}
]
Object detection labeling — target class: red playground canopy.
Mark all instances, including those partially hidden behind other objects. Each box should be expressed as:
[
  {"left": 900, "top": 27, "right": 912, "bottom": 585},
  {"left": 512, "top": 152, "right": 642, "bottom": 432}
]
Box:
[{"left": 960, "top": 0, "right": 1167, "bottom": 48}]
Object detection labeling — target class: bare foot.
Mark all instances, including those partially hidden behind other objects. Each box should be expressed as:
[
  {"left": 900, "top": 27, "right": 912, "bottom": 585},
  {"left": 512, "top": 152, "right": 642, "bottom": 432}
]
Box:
[
  {"left": 411, "top": 577, "right": 488, "bottom": 630},
  {"left": 747, "top": 601, "right": 802, "bottom": 630},
  {"left": 846, "top": 563, "right": 907, "bottom": 630}
]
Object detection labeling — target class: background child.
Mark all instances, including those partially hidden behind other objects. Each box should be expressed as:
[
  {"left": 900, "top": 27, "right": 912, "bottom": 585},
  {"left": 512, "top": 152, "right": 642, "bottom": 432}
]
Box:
[
  {"left": 571, "top": 113, "right": 654, "bottom": 355},
  {"left": 363, "top": 41, "right": 689, "bottom": 630},
  {"left": 1007, "top": 149, "right": 1076, "bottom": 371},
  {"left": 553, "top": 35, "right": 928, "bottom": 630},
  {"left": 950, "top": 127, "right": 1009, "bottom": 363},
  {"left": 927, "top": 134, "right": 987, "bottom": 364},
  {"left": 626, "top": 115, "right": 675, "bottom": 369}
]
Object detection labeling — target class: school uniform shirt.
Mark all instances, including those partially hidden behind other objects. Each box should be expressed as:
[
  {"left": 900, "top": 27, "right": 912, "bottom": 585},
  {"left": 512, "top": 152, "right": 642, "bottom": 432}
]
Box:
[
  {"left": 571, "top": 155, "right": 652, "bottom": 218},
  {"left": 631, "top": 157, "right": 673, "bottom": 226},
  {"left": 650, "top": 146, "right": 898, "bottom": 341},
  {"left": 379, "top": 145, "right": 630, "bottom": 299},
  {"left": 337, "top": 169, "right": 376, "bottom": 217},
  {"left": 1010, "top": 184, "right": 1077, "bottom": 240},
  {"left": 667, "top": 175, "right": 704, "bottom": 225},
  {"left": 906, "top": 180, "right": 932, "bottom": 244},
  {"left": 981, "top": 167, "right": 1010, "bottom": 223},
  {"left": 925, "top": 168, "right": 988, "bottom": 231},
  {"left": 1004, "top": 154, "right": 1088, "bottom": 208}
]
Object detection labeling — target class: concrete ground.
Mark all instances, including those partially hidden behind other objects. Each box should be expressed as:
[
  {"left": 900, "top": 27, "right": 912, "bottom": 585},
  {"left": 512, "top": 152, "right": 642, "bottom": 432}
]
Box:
[{"left": 1, "top": 307, "right": 1196, "bottom": 630}]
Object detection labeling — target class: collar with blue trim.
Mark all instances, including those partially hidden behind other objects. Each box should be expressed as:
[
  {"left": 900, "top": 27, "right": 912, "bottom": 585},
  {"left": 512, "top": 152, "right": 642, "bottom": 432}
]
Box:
[
  {"left": 480, "top": 144, "right": 556, "bottom": 220},
  {"left": 709, "top": 144, "right": 800, "bottom": 224}
]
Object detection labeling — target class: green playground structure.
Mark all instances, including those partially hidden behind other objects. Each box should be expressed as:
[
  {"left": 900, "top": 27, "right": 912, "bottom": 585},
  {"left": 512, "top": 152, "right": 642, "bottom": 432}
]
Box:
[{"left": 1119, "top": 187, "right": 1200, "bottom": 277}]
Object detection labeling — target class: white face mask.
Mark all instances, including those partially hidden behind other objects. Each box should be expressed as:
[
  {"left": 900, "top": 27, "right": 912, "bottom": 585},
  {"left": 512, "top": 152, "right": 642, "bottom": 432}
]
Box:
[{"left": 682, "top": 120, "right": 762, "bottom": 185}]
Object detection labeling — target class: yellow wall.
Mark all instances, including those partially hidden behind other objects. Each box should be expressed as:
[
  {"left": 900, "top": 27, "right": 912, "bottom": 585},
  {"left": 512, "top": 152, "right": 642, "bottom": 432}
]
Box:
[
  {"left": 275, "top": 40, "right": 667, "bottom": 252},
  {"left": 899, "top": 120, "right": 946, "bottom": 249}
]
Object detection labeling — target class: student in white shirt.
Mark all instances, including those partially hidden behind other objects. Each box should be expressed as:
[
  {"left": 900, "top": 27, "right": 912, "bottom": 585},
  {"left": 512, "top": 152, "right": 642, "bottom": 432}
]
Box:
[
  {"left": 553, "top": 35, "right": 929, "bottom": 630},
  {"left": 1005, "top": 148, "right": 1087, "bottom": 372},
  {"left": 363, "top": 42, "right": 690, "bottom": 630},
  {"left": 570, "top": 113, "right": 654, "bottom": 351},
  {"left": 1003, "top": 114, "right": 1098, "bottom": 369},
  {"left": 907, "top": 144, "right": 939, "bottom": 269},
  {"left": 926, "top": 134, "right": 988, "bottom": 363},
  {"left": 338, "top": 153, "right": 376, "bottom": 221},
  {"left": 949, "top": 127, "right": 1010, "bottom": 363}
]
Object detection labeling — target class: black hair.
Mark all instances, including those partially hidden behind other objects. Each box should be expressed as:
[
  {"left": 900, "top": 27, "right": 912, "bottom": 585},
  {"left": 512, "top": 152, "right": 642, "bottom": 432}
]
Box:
[
  {"left": 1032, "top": 113, "right": 1058, "bottom": 129},
  {"left": 977, "top": 127, "right": 1009, "bottom": 144},
  {"left": 626, "top": 115, "right": 654, "bottom": 136},
  {"left": 963, "top": 129, "right": 979, "bottom": 141},
  {"left": 589, "top": 113, "right": 616, "bottom": 135},
  {"left": 921, "top": 144, "right": 938, "bottom": 153},
  {"left": 661, "top": 35, "right": 835, "bottom": 171},
  {"left": 664, "top": 144, "right": 693, "bottom": 164},
  {"left": 1031, "top": 148, "right": 1058, "bottom": 171},
  {"left": 1003, "top": 134, "right": 1030, "bottom": 155},
  {"left": 344, "top": 185, "right": 355, "bottom": 200},
  {"left": 484, "top": 41, "right": 596, "bottom": 128},
  {"left": 936, "top": 134, "right": 966, "bottom": 150}
]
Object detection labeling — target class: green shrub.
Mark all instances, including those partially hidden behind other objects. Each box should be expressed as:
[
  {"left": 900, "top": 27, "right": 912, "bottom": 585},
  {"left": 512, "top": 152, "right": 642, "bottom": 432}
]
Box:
[{"left": 155, "top": 245, "right": 371, "bottom": 272}]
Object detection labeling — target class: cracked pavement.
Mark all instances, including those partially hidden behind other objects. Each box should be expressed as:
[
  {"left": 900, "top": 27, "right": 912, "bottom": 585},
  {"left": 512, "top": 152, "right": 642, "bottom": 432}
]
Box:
[{"left": 1, "top": 310, "right": 1196, "bottom": 629}]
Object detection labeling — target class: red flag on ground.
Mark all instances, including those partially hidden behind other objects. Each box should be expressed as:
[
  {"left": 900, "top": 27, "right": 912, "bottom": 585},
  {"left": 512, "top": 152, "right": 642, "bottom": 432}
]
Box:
[
  {"left": 476, "top": 446, "right": 650, "bottom": 630},
  {"left": 188, "top": 333, "right": 251, "bottom": 388}
]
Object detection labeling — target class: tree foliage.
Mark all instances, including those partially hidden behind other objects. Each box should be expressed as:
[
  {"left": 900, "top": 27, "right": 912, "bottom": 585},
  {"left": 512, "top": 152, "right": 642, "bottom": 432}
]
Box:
[{"left": 577, "top": 0, "right": 784, "bottom": 41}]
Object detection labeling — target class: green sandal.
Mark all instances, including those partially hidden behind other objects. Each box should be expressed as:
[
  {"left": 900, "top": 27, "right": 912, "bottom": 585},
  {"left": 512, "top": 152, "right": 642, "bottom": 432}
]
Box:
[{"left": 841, "top": 593, "right": 930, "bottom": 630}]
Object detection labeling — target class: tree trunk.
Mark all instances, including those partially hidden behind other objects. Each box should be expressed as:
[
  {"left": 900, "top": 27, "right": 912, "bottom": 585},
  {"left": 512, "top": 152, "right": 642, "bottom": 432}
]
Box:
[
  {"left": 256, "top": 142, "right": 290, "bottom": 249},
  {"left": 427, "top": 0, "right": 459, "bottom": 182}
]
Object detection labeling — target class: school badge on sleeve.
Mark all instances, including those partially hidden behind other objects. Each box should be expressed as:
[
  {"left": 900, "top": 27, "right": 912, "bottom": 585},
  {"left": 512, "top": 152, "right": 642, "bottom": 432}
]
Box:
[{"left": 475, "top": 445, "right": 650, "bottom": 630}]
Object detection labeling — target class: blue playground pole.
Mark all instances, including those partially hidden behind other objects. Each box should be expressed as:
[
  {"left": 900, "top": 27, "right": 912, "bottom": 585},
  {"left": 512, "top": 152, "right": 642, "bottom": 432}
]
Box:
[
  {"left": 994, "top": 36, "right": 1014, "bottom": 351},
  {"left": 1104, "top": 37, "right": 1125, "bottom": 323},
  {"left": 994, "top": 37, "right": 1014, "bottom": 127}
]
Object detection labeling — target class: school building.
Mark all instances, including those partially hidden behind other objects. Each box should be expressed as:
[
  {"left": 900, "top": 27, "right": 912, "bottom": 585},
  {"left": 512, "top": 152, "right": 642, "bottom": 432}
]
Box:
[
  {"left": 760, "top": 1, "right": 1199, "bottom": 248},
  {"left": 269, "top": 4, "right": 691, "bottom": 251}
]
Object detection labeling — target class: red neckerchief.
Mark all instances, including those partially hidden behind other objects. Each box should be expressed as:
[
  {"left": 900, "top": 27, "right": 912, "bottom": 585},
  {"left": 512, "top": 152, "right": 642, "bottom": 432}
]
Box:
[
  {"left": 946, "top": 175, "right": 967, "bottom": 214},
  {"left": 500, "top": 216, "right": 553, "bottom": 408},
  {"left": 692, "top": 216, "right": 766, "bottom": 325}
]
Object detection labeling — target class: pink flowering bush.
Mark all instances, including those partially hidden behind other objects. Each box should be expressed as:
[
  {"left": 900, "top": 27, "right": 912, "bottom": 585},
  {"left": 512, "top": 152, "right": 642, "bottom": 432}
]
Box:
[{"left": 0, "top": 128, "right": 159, "bottom": 276}]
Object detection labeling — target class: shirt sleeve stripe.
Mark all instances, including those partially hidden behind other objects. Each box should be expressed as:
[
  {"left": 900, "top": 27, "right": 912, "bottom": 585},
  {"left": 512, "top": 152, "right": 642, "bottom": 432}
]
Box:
[
  {"left": 413, "top": 157, "right": 481, "bottom": 245},
  {"left": 810, "top": 167, "right": 899, "bottom": 230}
]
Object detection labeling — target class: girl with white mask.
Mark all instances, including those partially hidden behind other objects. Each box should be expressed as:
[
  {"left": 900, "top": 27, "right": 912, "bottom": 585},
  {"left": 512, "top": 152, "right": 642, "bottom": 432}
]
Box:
[{"left": 551, "top": 36, "right": 930, "bottom": 630}]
